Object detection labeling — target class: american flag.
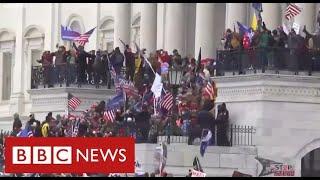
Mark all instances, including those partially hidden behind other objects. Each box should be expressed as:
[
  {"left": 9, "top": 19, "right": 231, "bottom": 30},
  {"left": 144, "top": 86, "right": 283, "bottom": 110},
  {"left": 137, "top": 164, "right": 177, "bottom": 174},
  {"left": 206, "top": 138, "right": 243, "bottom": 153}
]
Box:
[
  {"left": 160, "top": 92, "right": 173, "bottom": 111},
  {"left": 118, "top": 77, "right": 139, "bottom": 97},
  {"left": 74, "top": 27, "right": 96, "bottom": 46},
  {"left": 103, "top": 110, "right": 116, "bottom": 122},
  {"left": 110, "top": 65, "right": 117, "bottom": 79},
  {"left": 68, "top": 93, "right": 81, "bottom": 111},
  {"left": 72, "top": 119, "right": 80, "bottom": 137},
  {"left": 285, "top": 3, "right": 302, "bottom": 20},
  {"left": 17, "top": 129, "right": 33, "bottom": 137},
  {"left": 204, "top": 81, "right": 214, "bottom": 100},
  {"left": 27, "top": 130, "right": 33, "bottom": 137}
]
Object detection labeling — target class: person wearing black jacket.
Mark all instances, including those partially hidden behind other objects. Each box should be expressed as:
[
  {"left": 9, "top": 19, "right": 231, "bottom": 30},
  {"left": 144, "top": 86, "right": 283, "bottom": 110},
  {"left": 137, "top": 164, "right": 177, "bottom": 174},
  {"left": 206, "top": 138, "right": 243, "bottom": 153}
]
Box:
[
  {"left": 93, "top": 50, "right": 103, "bottom": 88},
  {"left": 51, "top": 46, "right": 67, "bottom": 87},
  {"left": 101, "top": 51, "right": 112, "bottom": 89},
  {"left": 216, "top": 103, "right": 230, "bottom": 146},
  {"left": 287, "top": 29, "right": 300, "bottom": 75},
  {"left": 87, "top": 50, "right": 96, "bottom": 85},
  {"left": 135, "top": 105, "right": 151, "bottom": 142},
  {"left": 197, "top": 99, "right": 215, "bottom": 145},
  {"left": 110, "top": 47, "right": 124, "bottom": 76},
  {"left": 72, "top": 43, "right": 95, "bottom": 87},
  {"left": 125, "top": 47, "right": 135, "bottom": 81},
  {"left": 11, "top": 113, "right": 22, "bottom": 137}
]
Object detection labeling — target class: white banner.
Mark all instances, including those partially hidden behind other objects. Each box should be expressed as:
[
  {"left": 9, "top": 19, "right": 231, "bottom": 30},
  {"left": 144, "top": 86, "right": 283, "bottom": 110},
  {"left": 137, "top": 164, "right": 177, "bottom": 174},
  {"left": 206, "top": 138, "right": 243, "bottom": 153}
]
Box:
[
  {"left": 191, "top": 169, "right": 206, "bottom": 177},
  {"left": 292, "top": 22, "right": 300, "bottom": 34},
  {"left": 151, "top": 73, "right": 163, "bottom": 98}
]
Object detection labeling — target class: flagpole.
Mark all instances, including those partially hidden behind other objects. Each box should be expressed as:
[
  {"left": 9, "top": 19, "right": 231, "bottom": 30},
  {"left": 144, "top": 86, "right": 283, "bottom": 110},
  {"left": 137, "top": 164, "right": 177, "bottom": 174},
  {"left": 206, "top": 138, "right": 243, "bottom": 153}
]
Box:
[
  {"left": 67, "top": 92, "right": 70, "bottom": 118},
  {"left": 123, "top": 90, "right": 127, "bottom": 113},
  {"left": 153, "top": 95, "right": 156, "bottom": 115}
]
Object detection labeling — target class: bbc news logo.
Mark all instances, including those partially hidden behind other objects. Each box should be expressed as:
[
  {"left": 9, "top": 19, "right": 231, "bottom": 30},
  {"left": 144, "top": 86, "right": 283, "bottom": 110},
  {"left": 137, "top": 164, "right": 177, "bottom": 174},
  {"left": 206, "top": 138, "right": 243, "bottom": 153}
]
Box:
[{"left": 4, "top": 137, "right": 135, "bottom": 173}]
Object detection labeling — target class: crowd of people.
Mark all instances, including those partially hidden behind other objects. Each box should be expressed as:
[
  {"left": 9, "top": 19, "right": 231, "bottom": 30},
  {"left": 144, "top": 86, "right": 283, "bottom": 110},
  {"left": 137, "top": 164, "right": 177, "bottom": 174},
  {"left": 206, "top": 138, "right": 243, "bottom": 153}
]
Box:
[
  {"left": 217, "top": 23, "right": 320, "bottom": 75},
  {"left": 33, "top": 42, "right": 215, "bottom": 90},
  {"left": 1, "top": 39, "right": 232, "bottom": 176}
]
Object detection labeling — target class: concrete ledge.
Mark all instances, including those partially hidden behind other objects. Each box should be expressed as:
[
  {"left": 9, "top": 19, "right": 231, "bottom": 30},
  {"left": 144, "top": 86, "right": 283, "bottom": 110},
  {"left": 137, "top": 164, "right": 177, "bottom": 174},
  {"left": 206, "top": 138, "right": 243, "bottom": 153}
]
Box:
[{"left": 135, "top": 143, "right": 258, "bottom": 177}]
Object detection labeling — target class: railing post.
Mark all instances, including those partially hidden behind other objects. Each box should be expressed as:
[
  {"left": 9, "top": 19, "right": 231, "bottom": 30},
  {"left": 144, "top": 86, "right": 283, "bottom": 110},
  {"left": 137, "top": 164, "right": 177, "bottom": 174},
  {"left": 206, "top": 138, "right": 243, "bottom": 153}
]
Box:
[
  {"left": 240, "top": 125, "right": 243, "bottom": 146},
  {"left": 230, "top": 124, "right": 233, "bottom": 147},
  {"left": 248, "top": 126, "right": 251, "bottom": 146},
  {"left": 251, "top": 126, "right": 253, "bottom": 146}
]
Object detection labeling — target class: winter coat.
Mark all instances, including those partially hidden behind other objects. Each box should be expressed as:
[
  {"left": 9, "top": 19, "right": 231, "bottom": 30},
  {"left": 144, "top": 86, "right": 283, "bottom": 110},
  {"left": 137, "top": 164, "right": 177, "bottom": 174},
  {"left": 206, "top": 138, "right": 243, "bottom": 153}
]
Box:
[
  {"left": 93, "top": 54, "right": 104, "bottom": 73},
  {"left": 197, "top": 110, "right": 214, "bottom": 130},
  {"left": 258, "top": 32, "right": 269, "bottom": 48},
  {"left": 52, "top": 51, "right": 67, "bottom": 65}
]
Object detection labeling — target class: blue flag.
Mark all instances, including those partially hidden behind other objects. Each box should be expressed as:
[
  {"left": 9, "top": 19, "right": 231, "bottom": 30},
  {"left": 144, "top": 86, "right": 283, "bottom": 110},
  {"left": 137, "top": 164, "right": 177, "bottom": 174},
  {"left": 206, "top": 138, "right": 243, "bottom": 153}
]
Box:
[
  {"left": 61, "top": 25, "right": 81, "bottom": 41},
  {"left": 18, "top": 128, "right": 33, "bottom": 137},
  {"left": 237, "top": 21, "right": 250, "bottom": 34},
  {"left": 252, "top": 3, "right": 262, "bottom": 12},
  {"left": 142, "top": 91, "right": 154, "bottom": 105},
  {"left": 200, "top": 129, "right": 212, "bottom": 157},
  {"left": 106, "top": 92, "right": 125, "bottom": 110}
]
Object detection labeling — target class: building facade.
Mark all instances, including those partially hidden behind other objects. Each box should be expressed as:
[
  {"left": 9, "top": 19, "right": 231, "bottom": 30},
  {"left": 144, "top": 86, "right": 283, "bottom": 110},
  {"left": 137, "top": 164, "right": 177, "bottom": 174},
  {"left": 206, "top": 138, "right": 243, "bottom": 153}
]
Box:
[
  {"left": 0, "top": 3, "right": 319, "bottom": 124},
  {"left": 1, "top": 3, "right": 320, "bottom": 176}
]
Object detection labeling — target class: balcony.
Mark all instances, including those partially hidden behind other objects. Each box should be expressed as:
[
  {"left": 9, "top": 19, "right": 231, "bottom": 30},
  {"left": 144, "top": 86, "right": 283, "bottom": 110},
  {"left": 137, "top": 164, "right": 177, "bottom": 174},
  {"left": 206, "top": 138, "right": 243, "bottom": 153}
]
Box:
[
  {"left": 215, "top": 47, "right": 320, "bottom": 77},
  {"left": 30, "top": 64, "right": 121, "bottom": 89}
]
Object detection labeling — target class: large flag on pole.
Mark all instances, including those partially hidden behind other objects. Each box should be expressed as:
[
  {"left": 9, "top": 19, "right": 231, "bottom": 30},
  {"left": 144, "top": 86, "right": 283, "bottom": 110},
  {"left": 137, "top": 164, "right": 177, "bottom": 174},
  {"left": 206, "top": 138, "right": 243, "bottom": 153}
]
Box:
[
  {"left": 285, "top": 3, "right": 302, "bottom": 20},
  {"left": 103, "top": 110, "right": 116, "bottom": 122},
  {"left": 106, "top": 92, "right": 125, "bottom": 110},
  {"left": 61, "top": 25, "right": 81, "bottom": 41},
  {"left": 151, "top": 73, "right": 163, "bottom": 98},
  {"left": 117, "top": 77, "right": 139, "bottom": 98},
  {"left": 252, "top": 3, "right": 263, "bottom": 12},
  {"left": 68, "top": 93, "right": 81, "bottom": 111},
  {"left": 252, "top": 3, "right": 263, "bottom": 31},
  {"left": 74, "top": 27, "right": 96, "bottom": 46},
  {"left": 159, "top": 91, "right": 173, "bottom": 112},
  {"left": 17, "top": 128, "right": 33, "bottom": 137},
  {"left": 200, "top": 129, "right": 212, "bottom": 157},
  {"left": 237, "top": 21, "right": 250, "bottom": 34},
  {"left": 251, "top": 12, "right": 258, "bottom": 31}
]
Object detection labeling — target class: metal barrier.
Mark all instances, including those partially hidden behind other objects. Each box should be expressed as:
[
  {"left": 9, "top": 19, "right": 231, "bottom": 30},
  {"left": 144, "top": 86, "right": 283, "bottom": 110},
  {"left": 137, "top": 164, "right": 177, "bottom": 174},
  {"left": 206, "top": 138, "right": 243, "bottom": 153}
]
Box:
[
  {"left": 229, "top": 124, "right": 256, "bottom": 146},
  {"left": 156, "top": 124, "right": 256, "bottom": 146},
  {"left": 31, "top": 64, "right": 127, "bottom": 89},
  {"left": 215, "top": 47, "right": 320, "bottom": 76},
  {"left": 157, "top": 135, "right": 189, "bottom": 144}
]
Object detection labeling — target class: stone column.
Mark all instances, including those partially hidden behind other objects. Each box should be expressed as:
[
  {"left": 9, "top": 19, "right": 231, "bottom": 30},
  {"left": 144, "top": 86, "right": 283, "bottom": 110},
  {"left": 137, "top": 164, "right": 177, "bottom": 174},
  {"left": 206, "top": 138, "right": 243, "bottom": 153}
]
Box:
[
  {"left": 164, "top": 3, "right": 186, "bottom": 56},
  {"left": 261, "top": 3, "right": 281, "bottom": 31},
  {"left": 10, "top": 4, "right": 26, "bottom": 115},
  {"left": 114, "top": 3, "right": 130, "bottom": 52},
  {"left": 295, "top": 3, "right": 316, "bottom": 33},
  {"left": 316, "top": 4, "right": 320, "bottom": 31},
  {"left": 225, "top": 3, "right": 248, "bottom": 30},
  {"left": 140, "top": 3, "right": 157, "bottom": 54},
  {"left": 195, "top": 3, "right": 215, "bottom": 59},
  {"left": 96, "top": 3, "right": 101, "bottom": 50}
]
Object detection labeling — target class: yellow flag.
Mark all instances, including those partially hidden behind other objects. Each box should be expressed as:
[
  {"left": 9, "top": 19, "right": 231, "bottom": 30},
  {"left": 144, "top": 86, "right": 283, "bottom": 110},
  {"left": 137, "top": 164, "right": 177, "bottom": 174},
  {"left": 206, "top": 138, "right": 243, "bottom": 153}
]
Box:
[{"left": 251, "top": 12, "right": 258, "bottom": 31}]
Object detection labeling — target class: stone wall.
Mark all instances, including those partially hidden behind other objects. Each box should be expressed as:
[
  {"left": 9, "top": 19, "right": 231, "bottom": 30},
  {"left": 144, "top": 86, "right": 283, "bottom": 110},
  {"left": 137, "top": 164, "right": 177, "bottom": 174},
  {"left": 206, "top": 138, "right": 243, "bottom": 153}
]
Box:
[
  {"left": 27, "top": 87, "right": 115, "bottom": 121},
  {"left": 213, "top": 74, "right": 320, "bottom": 176},
  {"left": 135, "top": 143, "right": 258, "bottom": 177}
]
